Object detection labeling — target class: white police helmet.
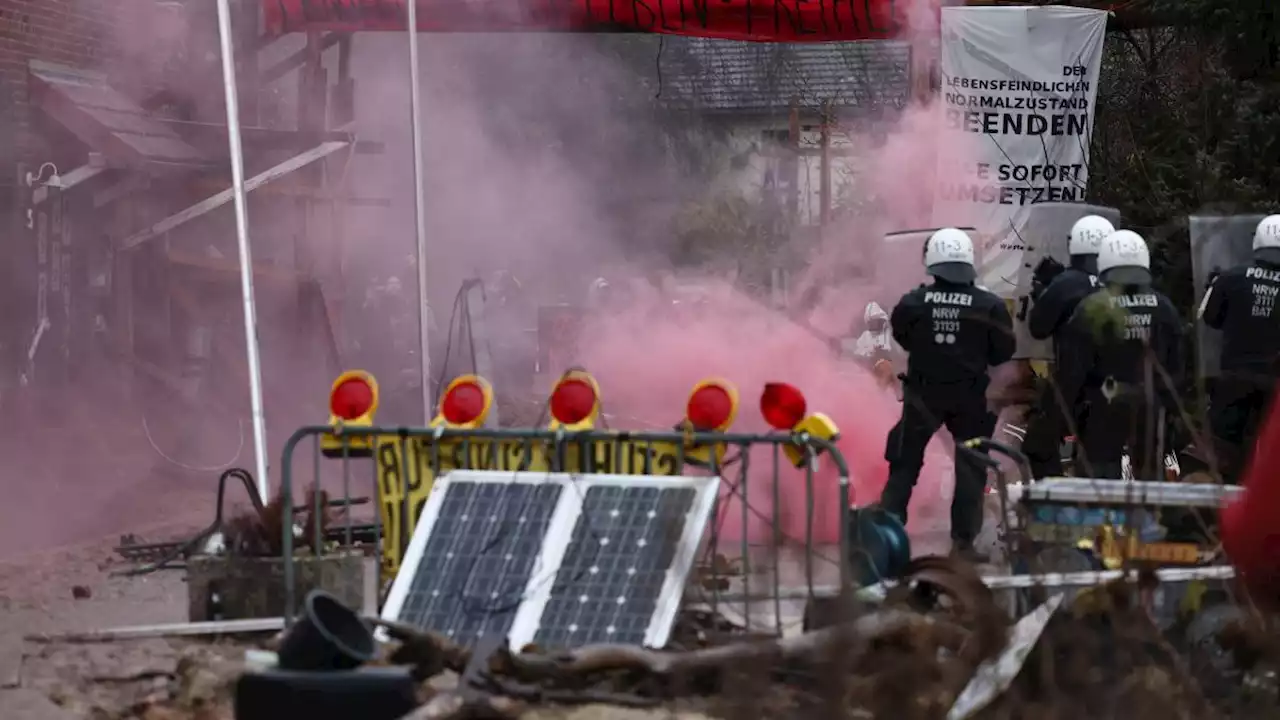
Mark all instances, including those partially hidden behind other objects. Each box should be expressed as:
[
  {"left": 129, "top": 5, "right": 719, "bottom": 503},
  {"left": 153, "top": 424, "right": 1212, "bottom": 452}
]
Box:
[
  {"left": 1068, "top": 215, "right": 1114, "bottom": 256},
  {"left": 924, "top": 227, "right": 976, "bottom": 284},
  {"left": 1253, "top": 215, "right": 1280, "bottom": 263},
  {"left": 1097, "top": 229, "right": 1152, "bottom": 285}
]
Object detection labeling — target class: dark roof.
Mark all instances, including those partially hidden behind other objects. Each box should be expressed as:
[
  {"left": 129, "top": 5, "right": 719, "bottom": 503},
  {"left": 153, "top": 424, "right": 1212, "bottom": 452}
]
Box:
[
  {"left": 27, "top": 60, "right": 207, "bottom": 170},
  {"left": 651, "top": 38, "right": 911, "bottom": 114}
]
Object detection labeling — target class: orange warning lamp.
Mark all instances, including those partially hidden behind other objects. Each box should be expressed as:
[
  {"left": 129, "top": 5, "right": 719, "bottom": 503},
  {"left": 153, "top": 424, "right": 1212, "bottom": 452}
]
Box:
[
  {"left": 685, "top": 379, "right": 739, "bottom": 432},
  {"left": 322, "top": 370, "right": 379, "bottom": 458},
  {"left": 431, "top": 375, "right": 494, "bottom": 429},
  {"left": 548, "top": 371, "right": 601, "bottom": 431},
  {"left": 760, "top": 382, "right": 840, "bottom": 467}
]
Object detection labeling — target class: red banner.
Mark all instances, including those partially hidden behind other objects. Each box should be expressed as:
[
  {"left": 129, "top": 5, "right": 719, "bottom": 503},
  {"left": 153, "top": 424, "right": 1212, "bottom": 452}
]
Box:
[{"left": 262, "top": 0, "right": 907, "bottom": 42}]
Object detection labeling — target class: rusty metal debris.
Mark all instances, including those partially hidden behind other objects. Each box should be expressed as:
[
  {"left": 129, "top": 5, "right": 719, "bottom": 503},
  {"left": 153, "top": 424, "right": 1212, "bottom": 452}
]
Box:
[
  {"left": 112, "top": 468, "right": 377, "bottom": 576},
  {"left": 886, "top": 555, "right": 1001, "bottom": 622},
  {"left": 946, "top": 594, "right": 1063, "bottom": 720},
  {"left": 39, "top": 554, "right": 1280, "bottom": 720},
  {"left": 373, "top": 606, "right": 972, "bottom": 719}
]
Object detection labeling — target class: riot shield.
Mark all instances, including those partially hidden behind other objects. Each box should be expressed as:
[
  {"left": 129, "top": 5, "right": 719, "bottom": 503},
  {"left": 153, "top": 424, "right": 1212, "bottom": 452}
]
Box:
[
  {"left": 880, "top": 226, "right": 980, "bottom": 292},
  {"left": 1189, "top": 214, "right": 1261, "bottom": 379},
  {"left": 1008, "top": 203, "right": 1121, "bottom": 361}
]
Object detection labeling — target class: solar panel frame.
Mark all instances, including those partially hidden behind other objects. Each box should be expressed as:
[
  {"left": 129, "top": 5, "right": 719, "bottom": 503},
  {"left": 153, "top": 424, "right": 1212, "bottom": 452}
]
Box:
[
  {"left": 510, "top": 473, "right": 719, "bottom": 650},
  {"left": 1010, "top": 478, "right": 1243, "bottom": 507},
  {"left": 378, "top": 471, "right": 580, "bottom": 647},
  {"left": 380, "top": 470, "right": 719, "bottom": 652}
]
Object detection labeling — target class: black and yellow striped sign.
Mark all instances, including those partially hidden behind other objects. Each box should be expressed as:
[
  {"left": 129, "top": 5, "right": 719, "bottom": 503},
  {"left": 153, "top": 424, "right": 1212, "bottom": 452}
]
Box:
[{"left": 373, "top": 435, "right": 715, "bottom": 576}]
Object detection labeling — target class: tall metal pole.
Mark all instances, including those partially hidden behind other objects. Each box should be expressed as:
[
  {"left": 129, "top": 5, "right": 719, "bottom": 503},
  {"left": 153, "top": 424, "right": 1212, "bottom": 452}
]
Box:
[
  {"left": 215, "top": 0, "right": 270, "bottom": 501},
  {"left": 407, "top": 0, "right": 432, "bottom": 421}
]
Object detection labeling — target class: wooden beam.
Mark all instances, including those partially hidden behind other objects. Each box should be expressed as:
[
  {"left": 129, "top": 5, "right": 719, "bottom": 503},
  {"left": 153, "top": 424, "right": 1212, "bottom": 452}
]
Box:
[
  {"left": 961, "top": 0, "right": 1166, "bottom": 29},
  {"left": 25, "top": 617, "right": 286, "bottom": 644},
  {"left": 166, "top": 250, "right": 302, "bottom": 284},
  {"left": 151, "top": 119, "right": 384, "bottom": 154},
  {"left": 93, "top": 174, "right": 149, "bottom": 208},
  {"left": 762, "top": 146, "right": 859, "bottom": 158},
  {"left": 118, "top": 141, "right": 348, "bottom": 251},
  {"left": 186, "top": 178, "right": 390, "bottom": 206},
  {"left": 261, "top": 32, "right": 344, "bottom": 84}
]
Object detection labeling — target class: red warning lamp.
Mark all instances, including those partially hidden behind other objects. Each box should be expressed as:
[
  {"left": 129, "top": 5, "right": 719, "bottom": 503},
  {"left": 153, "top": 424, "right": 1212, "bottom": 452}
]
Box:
[
  {"left": 441, "top": 380, "right": 486, "bottom": 425},
  {"left": 323, "top": 370, "right": 380, "bottom": 458},
  {"left": 686, "top": 380, "right": 739, "bottom": 432},
  {"left": 331, "top": 377, "right": 374, "bottom": 420},
  {"left": 433, "top": 375, "right": 493, "bottom": 429},
  {"left": 548, "top": 371, "right": 601, "bottom": 429},
  {"left": 330, "top": 371, "right": 378, "bottom": 422},
  {"left": 551, "top": 379, "right": 596, "bottom": 424},
  {"left": 761, "top": 382, "right": 807, "bottom": 430}
]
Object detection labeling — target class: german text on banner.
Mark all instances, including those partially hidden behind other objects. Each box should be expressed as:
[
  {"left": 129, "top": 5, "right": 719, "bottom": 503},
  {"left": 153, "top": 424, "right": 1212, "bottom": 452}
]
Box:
[{"left": 931, "top": 7, "right": 1108, "bottom": 296}]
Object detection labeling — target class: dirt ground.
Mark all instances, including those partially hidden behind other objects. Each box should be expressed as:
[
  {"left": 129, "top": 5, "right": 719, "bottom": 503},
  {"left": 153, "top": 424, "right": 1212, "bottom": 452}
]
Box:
[{"left": 0, "top": 513, "right": 223, "bottom": 719}]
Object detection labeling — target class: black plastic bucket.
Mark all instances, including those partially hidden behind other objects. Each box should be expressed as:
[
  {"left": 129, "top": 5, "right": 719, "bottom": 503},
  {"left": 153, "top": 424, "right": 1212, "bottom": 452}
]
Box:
[{"left": 276, "top": 590, "right": 376, "bottom": 671}]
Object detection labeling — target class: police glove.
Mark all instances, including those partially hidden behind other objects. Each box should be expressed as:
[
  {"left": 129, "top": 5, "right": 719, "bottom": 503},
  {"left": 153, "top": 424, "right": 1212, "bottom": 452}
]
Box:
[
  {"left": 1030, "top": 277, "right": 1048, "bottom": 301},
  {"left": 1032, "top": 255, "right": 1065, "bottom": 288}
]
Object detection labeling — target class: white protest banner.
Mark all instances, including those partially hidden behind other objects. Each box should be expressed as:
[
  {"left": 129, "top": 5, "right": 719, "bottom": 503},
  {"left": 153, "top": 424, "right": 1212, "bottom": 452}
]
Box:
[{"left": 932, "top": 6, "right": 1109, "bottom": 296}]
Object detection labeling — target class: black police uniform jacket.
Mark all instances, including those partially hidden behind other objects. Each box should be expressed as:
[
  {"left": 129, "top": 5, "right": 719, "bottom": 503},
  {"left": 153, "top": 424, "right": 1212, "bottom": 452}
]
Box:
[
  {"left": 890, "top": 280, "right": 1016, "bottom": 388},
  {"left": 1056, "top": 285, "right": 1184, "bottom": 409},
  {"left": 1029, "top": 266, "right": 1098, "bottom": 341},
  {"left": 1200, "top": 261, "right": 1280, "bottom": 375}
]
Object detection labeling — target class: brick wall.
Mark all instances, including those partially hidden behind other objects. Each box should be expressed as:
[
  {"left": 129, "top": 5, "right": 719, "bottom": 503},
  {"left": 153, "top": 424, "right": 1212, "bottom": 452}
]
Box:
[{"left": 0, "top": 0, "right": 127, "bottom": 181}]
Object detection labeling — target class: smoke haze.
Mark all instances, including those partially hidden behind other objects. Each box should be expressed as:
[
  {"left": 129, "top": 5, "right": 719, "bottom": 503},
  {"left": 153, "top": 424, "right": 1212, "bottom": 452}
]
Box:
[{"left": 1, "top": 0, "right": 975, "bottom": 557}]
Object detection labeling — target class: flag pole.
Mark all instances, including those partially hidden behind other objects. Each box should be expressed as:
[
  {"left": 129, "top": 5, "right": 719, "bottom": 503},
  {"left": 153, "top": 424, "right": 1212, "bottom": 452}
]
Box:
[
  {"left": 407, "top": 0, "right": 432, "bottom": 420},
  {"left": 214, "top": 0, "right": 270, "bottom": 501}
]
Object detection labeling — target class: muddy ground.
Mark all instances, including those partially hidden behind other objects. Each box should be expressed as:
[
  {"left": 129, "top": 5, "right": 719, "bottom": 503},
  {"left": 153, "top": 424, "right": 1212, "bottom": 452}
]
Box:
[
  {"left": 0, "top": 512, "right": 228, "bottom": 719},
  {"left": 0, "top": 526, "right": 962, "bottom": 720}
]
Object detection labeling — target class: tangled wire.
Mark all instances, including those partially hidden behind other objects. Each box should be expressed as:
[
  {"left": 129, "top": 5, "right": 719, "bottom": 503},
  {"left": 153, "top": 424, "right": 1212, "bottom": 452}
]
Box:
[{"left": 338, "top": 556, "right": 1277, "bottom": 720}]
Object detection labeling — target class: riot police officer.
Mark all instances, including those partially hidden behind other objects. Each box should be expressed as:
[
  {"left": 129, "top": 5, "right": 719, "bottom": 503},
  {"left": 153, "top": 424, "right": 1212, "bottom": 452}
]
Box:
[
  {"left": 1056, "top": 230, "right": 1183, "bottom": 480},
  {"left": 1021, "top": 214, "right": 1113, "bottom": 478},
  {"left": 1199, "top": 214, "right": 1280, "bottom": 481},
  {"left": 880, "top": 228, "right": 1015, "bottom": 562}
]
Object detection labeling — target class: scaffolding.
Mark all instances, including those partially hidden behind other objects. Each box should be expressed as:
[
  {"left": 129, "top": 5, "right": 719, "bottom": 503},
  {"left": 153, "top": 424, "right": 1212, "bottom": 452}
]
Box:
[{"left": 16, "top": 2, "right": 380, "bottom": 497}]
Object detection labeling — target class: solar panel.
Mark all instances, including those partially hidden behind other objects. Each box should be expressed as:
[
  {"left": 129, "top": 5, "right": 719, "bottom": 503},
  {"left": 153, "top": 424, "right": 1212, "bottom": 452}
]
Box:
[
  {"left": 379, "top": 476, "right": 567, "bottom": 648},
  {"left": 533, "top": 482, "right": 699, "bottom": 648},
  {"left": 380, "top": 471, "right": 719, "bottom": 651}
]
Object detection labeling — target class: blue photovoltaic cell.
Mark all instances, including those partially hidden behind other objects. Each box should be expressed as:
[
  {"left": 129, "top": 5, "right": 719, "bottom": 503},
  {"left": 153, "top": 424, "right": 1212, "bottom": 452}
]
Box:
[
  {"left": 1029, "top": 503, "right": 1130, "bottom": 526},
  {"left": 534, "top": 485, "right": 696, "bottom": 648},
  {"left": 398, "top": 481, "right": 563, "bottom": 647}
]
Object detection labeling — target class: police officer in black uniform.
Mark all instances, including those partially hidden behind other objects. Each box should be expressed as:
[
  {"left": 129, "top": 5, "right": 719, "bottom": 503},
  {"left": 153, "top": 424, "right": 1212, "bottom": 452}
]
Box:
[
  {"left": 1199, "top": 214, "right": 1280, "bottom": 482},
  {"left": 1021, "top": 215, "right": 1112, "bottom": 478},
  {"left": 1056, "top": 230, "right": 1184, "bottom": 481},
  {"left": 880, "top": 228, "right": 1015, "bottom": 562}
]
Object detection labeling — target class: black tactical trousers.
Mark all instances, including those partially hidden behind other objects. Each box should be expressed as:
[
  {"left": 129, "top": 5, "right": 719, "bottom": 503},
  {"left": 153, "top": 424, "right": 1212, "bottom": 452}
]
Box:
[
  {"left": 880, "top": 385, "right": 994, "bottom": 544},
  {"left": 1022, "top": 381, "right": 1072, "bottom": 480},
  {"left": 1209, "top": 373, "right": 1275, "bottom": 483},
  {"left": 1075, "top": 392, "right": 1162, "bottom": 481}
]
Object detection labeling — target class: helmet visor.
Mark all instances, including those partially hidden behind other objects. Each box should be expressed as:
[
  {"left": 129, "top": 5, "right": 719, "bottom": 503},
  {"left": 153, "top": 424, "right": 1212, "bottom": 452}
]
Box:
[
  {"left": 1100, "top": 266, "right": 1152, "bottom": 286},
  {"left": 1255, "top": 247, "right": 1280, "bottom": 265},
  {"left": 928, "top": 262, "right": 977, "bottom": 284}
]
